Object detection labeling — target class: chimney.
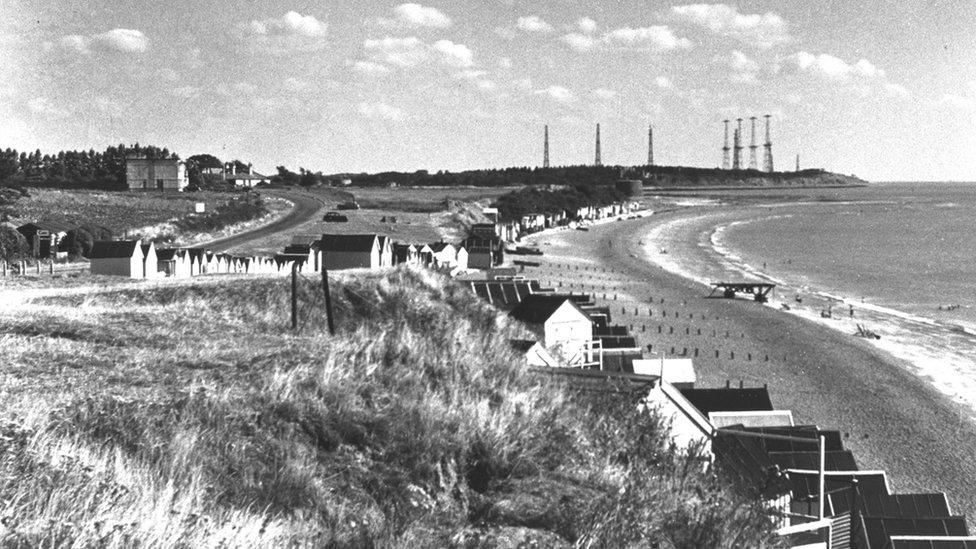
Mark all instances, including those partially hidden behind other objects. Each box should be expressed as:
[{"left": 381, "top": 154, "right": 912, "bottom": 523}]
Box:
[{"left": 739, "top": 380, "right": 744, "bottom": 389}]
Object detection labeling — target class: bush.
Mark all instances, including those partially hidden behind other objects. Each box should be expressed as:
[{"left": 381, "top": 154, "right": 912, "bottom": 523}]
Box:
[
  {"left": 173, "top": 193, "right": 268, "bottom": 233},
  {"left": 0, "top": 225, "right": 29, "bottom": 261}
]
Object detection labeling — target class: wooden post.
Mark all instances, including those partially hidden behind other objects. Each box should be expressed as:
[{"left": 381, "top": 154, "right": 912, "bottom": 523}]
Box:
[
  {"left": 322, "top": 264, "right": 336, "bottom": 335},
  {"left": 291, "top": 263, "right": 298, "bottom": 330},
  {"left": 49, "top": 260, "right": 54, "bottom": 275}
]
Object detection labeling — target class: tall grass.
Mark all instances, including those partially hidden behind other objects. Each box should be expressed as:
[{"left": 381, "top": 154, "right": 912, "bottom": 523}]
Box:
[{"left": 0, "top": 268, "right": 781, "bottom": 547}]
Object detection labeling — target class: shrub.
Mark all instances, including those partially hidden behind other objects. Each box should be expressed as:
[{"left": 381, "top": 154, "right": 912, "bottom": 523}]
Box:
[{"left": 0, "top": 225, "right": 29, "bottom": 261}]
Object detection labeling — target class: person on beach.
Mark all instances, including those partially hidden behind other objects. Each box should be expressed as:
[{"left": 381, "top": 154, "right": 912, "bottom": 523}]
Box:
[{"left": 849, "top": 305, "right": 855, "bottom": 318}]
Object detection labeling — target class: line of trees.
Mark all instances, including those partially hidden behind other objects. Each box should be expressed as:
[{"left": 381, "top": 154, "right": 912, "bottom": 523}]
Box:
[
  {"left": 494, "top": 183, "right": 632, "bottom": 222},
  {"left": 0, "top": 144, "right": 176, "bottom": 190}
]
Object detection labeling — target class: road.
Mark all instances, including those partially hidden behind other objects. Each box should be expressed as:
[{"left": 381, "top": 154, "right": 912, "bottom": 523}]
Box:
[{"left": 202, "top": 190, "right": 326, "bottom": 253}]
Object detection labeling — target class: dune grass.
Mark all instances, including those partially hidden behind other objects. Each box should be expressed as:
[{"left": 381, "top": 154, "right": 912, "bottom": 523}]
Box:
[{"left": 0, "top": 268, "right": 780, "bottom": 547}]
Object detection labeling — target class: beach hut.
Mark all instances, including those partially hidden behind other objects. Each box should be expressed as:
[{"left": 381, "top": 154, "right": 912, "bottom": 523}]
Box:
[
  {"left": 392, "top": 243, "right": 418, "bottom": 266},
  {"left": 429, "top": 242, "right": 457, "bottom": 269},
  {"left": 377, "top": 236, "right": 393, "bottom": 267},
  {"left": 320, "top": 234, "right": 380, "bottom": 270},
  {"left": 140, "top": 242, "right": 160, "bottom": 279},
  {"left": 509, "top": 339, "right": 560, "bottom": 367},
  {"left": 89, "top": 240, "right": 144, "bottom": 278},
  {"left": 632, "top": 358, "right": 697, "bottom": 389},
  {"left": 509, "top": 294, "right": 593, "bottom": 362}
]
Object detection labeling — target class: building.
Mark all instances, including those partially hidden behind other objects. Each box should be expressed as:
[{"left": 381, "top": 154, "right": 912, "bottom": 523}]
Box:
[
  {"left": 632, "top": 358, "right": 697, "bottom": 389},
  {"left": 156, "top": 248, "right": 192, "bottom": 278},
  {"left": 509, "top": 294, "right": 593, "bottom": 362},
  {"left": 393, "top": 243, "right": 419, "bottom": 265},
  {"left": 89, "top": 240, "right": 144, "bottom": 278},
  {"left": 641, "top": 380, "right": 714, "bottom": 451},
  {"left": 226, "top": 172, "right": 270, "bottom": 188},
  {"left": 140, "top": 242, "right": 159, "bottom": 279},
  {"left": 429, "top": 242, "right": 458, "bottom": 269},
  {"left": 510, "top": 339, "right": 560, "bottom": 367},
  {"left": 16, "top": 221, "right": 72, "bottom": 259},
  {"left": 320, "top": 234, "right": 380, "bottom": 270},
  {"left": 377, "top": 236, "right": 393, "bottom": 267},
  {"left": 125, "top": 156, "right": 188, "bottom": 191}
]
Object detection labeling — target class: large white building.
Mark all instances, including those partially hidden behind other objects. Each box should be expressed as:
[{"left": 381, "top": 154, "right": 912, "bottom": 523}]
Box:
[{"left": 125, "top": 156, "right": 188, "bottom": 191}]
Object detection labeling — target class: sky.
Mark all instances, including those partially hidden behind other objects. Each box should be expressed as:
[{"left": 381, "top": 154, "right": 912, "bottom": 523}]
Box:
[{"left": 2, "top": 0, "right": 976, "bottom": 181}]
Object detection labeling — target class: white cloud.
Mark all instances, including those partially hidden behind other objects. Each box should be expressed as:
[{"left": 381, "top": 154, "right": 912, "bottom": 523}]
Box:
[
  {"left": 671, "top": 4, "right": 789, "bottom": 49},
  {"left": 605, "top": 26, "right": 692, "bottom": 51},
  {"left": 561, "top": 33, "right": 598, "bottom": 52},
  {"left": 494, "top": 27, "right": 517, "bottom": 39},
  {"left": 58, "top": 28, "right": 149, "bottom": 54},
  {"left": 26, "top": 97, "right": 70, "bottom": 117},
  {"left": 359, "top": 102, "right": 404, "bottom": 121},
  {"left": 788, "top": 51, "right": 885, "bottom": 80},
  {"left": 476, "top": 80, "right": 497, "bottom": 91},
  {"left": 497, "top": 57, "right": 513, "bottom": 69},
  {"left": 884, "top": 82, "right": 909, "bottom": 99},
  {"left": 364, "top": 37, "right": 473, "bottom": 68},
  {"left": 170, "top": 86, "right": 200, "bottom": 98},
  {"left": 578, "top": 17, "right": 598, "bottom": 34},
  {"left": 364, "top": 36, "right": 428, "bottom": 66},
  {"left": 728, "top": 50, "right": 758, "bottom": 72},
  {"left": 351, "top": 60, "right": 391, "bottom": 75},
  {"left": 517, "top": 16, "right": 554, "bottom": 34},
  {"left": 250, "top": 11, "right": 326, "bottom": 37},
  {"left": 654, "top": 76, "right": 673, "bottom": 88},
  {"left": 431, "top": 39, "right": 473, "bottom": 67},
  {"left": 593, "top": 88, "right": 616, "bottom": 99},
  {"left": 391, "top": 3, "right": 451, "bottom": 28},
  {"left": 536, "top": 85, "right": 574, "bottom": 103}
]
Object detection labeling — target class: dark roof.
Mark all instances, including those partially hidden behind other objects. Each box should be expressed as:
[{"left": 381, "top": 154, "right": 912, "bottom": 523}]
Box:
[
  {"left": 89, "top": 240, "right": 140, "bottom": 259},
  {"left": 509, "top": 339, "right": 538, "bottom": 352},
  {"left": 186, "top": 248, "right": 208, "bottom": 261},
  {"left": 429, "top": 242, "right": 453, "bottom": 252},
  {"left": 283, "top": 244, "right": 311, "bottom": 255},
  {"left": 787, "top": 471, "right": 889, "bottom": 501},
  {"left": 679, "top": 387, "right": 773, "bottom": 415},
  {"left": 509, "top": 294, "right": 587, "bottom": 325},
  {"left": 17, "top": 220, "right": 74, "bottom": 234},
  {"left": 740, "top": 426, "right": 845, "bottom": 453},
  {"left": 290, "top": 235, "right": 318, "bottom": 247},
  {"left": 859, "top": 516, "right": 969, "bottom": 549},
  {"left": 889, "top": 539, "right": 976, "bottom": 549},
  {"left": 768, "top": 450, "right": 858, "bottom": 471},
  {"left": 156, "top": 248, "right": 180, "bottom": 261},
  {"left": 828, "top": 492, "right": 952, "bottom": 518},
  {"left": 712, "top": 428, "right": 791, "bottom": 499},
  {"left": 140, "top": 243, "right": 153, "bottom": 256},
  {"left": 320, "top": 234, "right": 377, "bottom": 252},
  {"left": 594, "top": 325, "right": 629, "bottom": 336}
]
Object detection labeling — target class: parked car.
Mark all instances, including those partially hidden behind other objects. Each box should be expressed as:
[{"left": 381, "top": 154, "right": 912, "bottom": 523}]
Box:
[
  {"left": 322, "top": 211, "right": 348, "bottom": 222},
  {"left": 336, "top": 201, "right": 360, "bottom": 210}
]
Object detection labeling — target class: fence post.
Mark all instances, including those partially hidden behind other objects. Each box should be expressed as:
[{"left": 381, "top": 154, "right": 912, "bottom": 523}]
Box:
[
  {"left": 291, "top": 263, "right": 298, "bottom": 330},
  {"left": 49, "top": 260, "right": 54, "bottom": 275},
  {"left": 322, "top": 264, "right": 336, "bottom": 335}
]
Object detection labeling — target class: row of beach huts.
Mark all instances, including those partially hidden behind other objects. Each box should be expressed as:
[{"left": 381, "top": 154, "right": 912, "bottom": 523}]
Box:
[{"left": 471, "top": 274, "right": 976, "bottom": 549}]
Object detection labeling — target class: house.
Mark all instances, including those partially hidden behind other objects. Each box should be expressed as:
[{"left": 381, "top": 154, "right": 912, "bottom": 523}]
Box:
[
  {"left": 377, "top": 236, "right": 393, "bottom": 267},
  {"left": 157, "top": 248, "right": 191, "bottom": 278},
  {"left": 464, "top": 233, "right": 503, "bottom": 269},
  {"left": 284, "top": 238, "right": 319, "bottom": 272},
  {"left": 125, "top": 155, "right": 188, "bottom": 191},
  {"left": 186, "top": 248, "right": 207, "bottom": 276},
  {"left": 510, "top": 339, "right": 560, "bottom": 367},
  {"left": 455, "top": 245, "right": 468, "bottom": 271},
  {"left": 89, "top": 240, "right": 144, "bottom": 278},
  {"left": 226, "top": 172, "right": 270, "bottom": 188},
  {"left": 632, "top": 358, "right": 697, "bottom": 389},
  {"left": 140, "top": 242, "right": 159, "bottom": 279},
  {"left": 320, "top": 234, "right": 380, "bottom": 270},
  {"left": 16, "top": 221, "right": 72, "bottom": 259},
  {"left": 597, "top": 336, "right": 643, "bottom": 372},
  {"left": 429, "top": 242, "right": 458, "bottom": 269},
  {"left": 641, "top": 380, "right": 714, "bottom": 452},
  {"left": 392, "top": 243, "right": 418, "bottom": 265},
  {"left": 415, "top": 243, "right": 435, "bottom": 267},
  {"left": 509, "top": 294, "right": 593, "bottom": 362}
]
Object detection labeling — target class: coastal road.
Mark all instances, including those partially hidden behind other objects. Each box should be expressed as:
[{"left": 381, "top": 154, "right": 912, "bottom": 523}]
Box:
[
  {"left": 202, "top": 190, "right": 326, "bottom": 253},
  {"left": 534, "top": 213, "right": 976, "bottom": 519}
]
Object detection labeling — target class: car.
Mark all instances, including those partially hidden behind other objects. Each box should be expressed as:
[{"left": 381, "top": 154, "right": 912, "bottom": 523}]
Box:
[
  {"left": 336, "top": 201, "right": 361, "bottom": 210},
  {"left": 322, "top": 211, "right": 349, "bottom": 222}
]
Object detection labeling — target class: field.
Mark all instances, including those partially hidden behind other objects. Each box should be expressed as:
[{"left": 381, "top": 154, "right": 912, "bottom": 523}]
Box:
[
  {"left": 8, "top": 188, "right": 246, "bottom": 234},
  {"left": 0, "top": 270, "right": 777, "bottom": 547}
]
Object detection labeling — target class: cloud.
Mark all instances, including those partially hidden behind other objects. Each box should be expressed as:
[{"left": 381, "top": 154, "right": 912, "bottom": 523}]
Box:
[
  {"left": 363, "top": 36, "right": 472, "bottom": 68},
  {"left": 170, "top": 86, "right": 200, "bottom": 99},
  {"left": 671, "top": 4, "right": 789, "bottom": 49},
  {"left": 26, "top": 97, "right": 70, "bottom": 118},
  {"left": 561, "top": 33, "right": 599, "bottom": 52},
  {"left": 536, "top": 85, "right": 574, "bottom": 103},
  {"left": 497, "top": 57, "right": 513, "bottom": 69},
  {"left": 250, "top": 11, "right": 326, "bottom": 37},
  {"left": 593, "top": 88, "right": 616, "bottom": 99},
  {"left": 475, "top": 80, "right": 497, "bottom": 91},
  {"left": 350, "top": 60, "right": 391, "bottom": 75},
  {"left": 390, "top": 3, "right": 451, "bottom": 28},
  {"left": 517, "top": 16, "right": 554, "bottom": 34},
  {"left": 604, "top": 26, "right": 692, "bottom": 51},
  {"left": 58, "top": 28, "right": 149, "bottom": 54},
  {"left": 359, "top": 101, "right": 404, "bottom": 121},
  {"left": 727, "top": 50, "right": 758, "bottom": 72},
  {"left": 788, "top": 51, "right": 885, "bottom": 80},
  {"left": 431, "top": 39, "right": 473, "bottom": 67},
  {"left": 578, "top": 17, "right": 598, "bottom": 34},
  {"left": 654, "top": 76, "right": 673, "bottom": 88},
  {"left": 884, "top": 82, "right": 909, "bottom": 99}
]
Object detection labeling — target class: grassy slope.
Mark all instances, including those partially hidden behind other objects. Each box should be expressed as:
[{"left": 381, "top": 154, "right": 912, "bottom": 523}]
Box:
[{"left": 0, "top": 270, "right": 778, "bottom": 547}]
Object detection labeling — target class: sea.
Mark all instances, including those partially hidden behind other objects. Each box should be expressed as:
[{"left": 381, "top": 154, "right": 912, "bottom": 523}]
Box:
[{"left": 642, "top": 182, "right": 976, "bottom": 418}]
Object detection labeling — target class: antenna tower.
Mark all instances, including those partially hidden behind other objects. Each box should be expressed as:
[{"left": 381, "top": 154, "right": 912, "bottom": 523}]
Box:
[
  {"left": 722, "top": 120, "right": 730, "bottom": 169},
  {"left": 796, "top": 154, "right": 800, "bottom": 172},
  {"left": 748, "top": 116, "right": 758, "bottom": 170},
  {"left": 763, "top": 114, "right": 774, "bottom": 173},
  {"left": 543, "top": 125, "right": 550, "bottom": 168},
  {"left": 732, "top": 118, "right": 743, "bottom": 170},
  {"left": 595, "top": 123, "right": 602, "bottom": 166},
  {"left": 648, "top": 125, "right": 654, "bottom": 166}
]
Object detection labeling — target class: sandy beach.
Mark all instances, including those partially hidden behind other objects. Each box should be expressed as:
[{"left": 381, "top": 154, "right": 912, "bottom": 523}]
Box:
[{"left": 522, "top": 207, "right": 976, "bottom": 519}]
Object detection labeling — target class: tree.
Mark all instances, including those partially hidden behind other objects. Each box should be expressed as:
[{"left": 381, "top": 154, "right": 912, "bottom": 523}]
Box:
[{"left": 0, "top": 225, "right": 29, "bottom": 261}]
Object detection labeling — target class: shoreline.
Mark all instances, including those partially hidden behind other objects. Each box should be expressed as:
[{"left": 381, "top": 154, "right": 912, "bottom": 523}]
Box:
[{"left": 521, "top": 206, "right": 976, "bottom": 519}]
